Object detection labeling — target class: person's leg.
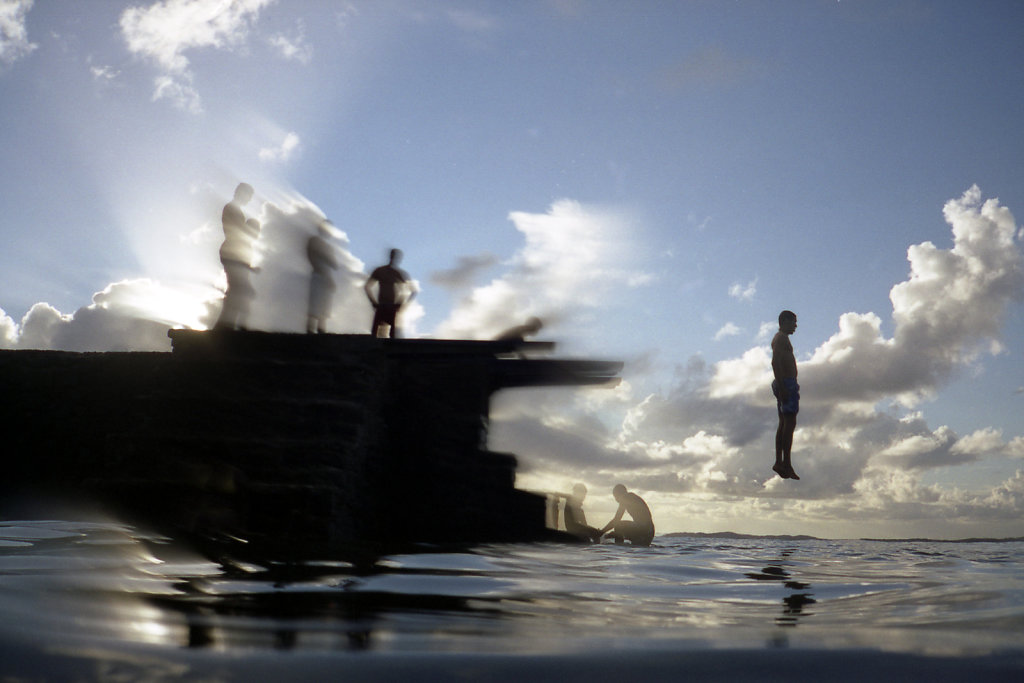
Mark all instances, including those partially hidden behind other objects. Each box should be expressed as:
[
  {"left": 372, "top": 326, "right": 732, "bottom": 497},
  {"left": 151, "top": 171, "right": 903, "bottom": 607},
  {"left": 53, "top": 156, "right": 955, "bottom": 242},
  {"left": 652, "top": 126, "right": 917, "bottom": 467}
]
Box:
[
  {"left": 775, "top": 409, "right": 785, "bottom": 466},
  {"left": 623, "top": 523, "right": 653, "bottom": 547},
  {"left": 217, "top": 266, "right": 240, "bottom": 329},
  {"left": 384, "top": 306, "right": 398, "bottom": 339},
  {"left": 781, "top": 413, "right": 799, "bottom": 479},
  {"left": 234, "top": 271, "right": 253, "bottom": 330},
  {"left": 773, "top": 408, "right": 789, "bottom": 478}
]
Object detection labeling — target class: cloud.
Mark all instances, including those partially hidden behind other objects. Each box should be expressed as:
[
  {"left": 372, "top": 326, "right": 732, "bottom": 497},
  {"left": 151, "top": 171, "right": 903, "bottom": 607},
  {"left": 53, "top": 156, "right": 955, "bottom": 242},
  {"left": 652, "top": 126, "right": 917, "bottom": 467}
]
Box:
[
  {"left": 950, "top": 427, "right": 1007, "bottom": 459},
  {"left": 152, "top": 73, "right": 202, "bottom": 113},
  {"left": 258, "top": 131, "right": 301, "bottom": 162},
  {"left": 6, "top": 186, "right": 1020, "bottom": 536},
  {"left": 120, "top": 0, "right": 272, "bottom": 73},
  {"left": 491, "top": 187, "right": 1024, "bottom": 534},
  {"left": 1, "top": 281, "right": 201, "bottom": 352},
  {"left": 2, "top": 189, "right": 377, "bottom": 349},
  {"left": 755, "top": 321, "right": 775, "bottom": 342},
  {"left": 268, "top": 20, "right": 312, "bottom": 63},
  {"left": 0, "top": 307, "right": 21, "bottom": 348},
  {"left": 429, "top": 253, "right": 500, "bottom": 290},
  {"left": 119, "top": 0, "right": 273, "bottom": 111},
  {"left": 434, "top": 199, "right": 650, "bottom": 340},
  {"left": 0, "top": 0, "right": 36, "bottom": 67},
  {"left": 713, "top": 322, "right": 741, "bottom": 341},
  {"left": 728, "top": 278, "right": 757, "bottom": 301},
  {"left": 335, "top": 3, "right": 359, "bottom": 30},
  {"left": 90, "top": 65, "right": 120, "bottom": 83},
  {"left": 709, "top": 186, "right": 1024, "bottom": 408},
  {"left": 808, "top": 186, "right": 1022, "bottom": 405}
]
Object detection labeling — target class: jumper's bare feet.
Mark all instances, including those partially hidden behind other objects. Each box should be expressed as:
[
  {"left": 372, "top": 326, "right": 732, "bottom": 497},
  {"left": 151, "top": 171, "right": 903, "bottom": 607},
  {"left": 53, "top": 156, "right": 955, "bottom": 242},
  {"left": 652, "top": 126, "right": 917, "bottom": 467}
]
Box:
[{"left": 773, "top": 463, "right": 800, "bottom": 480}]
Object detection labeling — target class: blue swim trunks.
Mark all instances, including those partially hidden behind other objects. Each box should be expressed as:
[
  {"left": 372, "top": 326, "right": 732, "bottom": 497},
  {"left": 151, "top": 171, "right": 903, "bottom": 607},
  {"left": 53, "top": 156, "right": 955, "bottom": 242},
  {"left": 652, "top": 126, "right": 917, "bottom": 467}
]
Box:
[{"left": 772, "top": 378, "right": 800, "bottom": 414}]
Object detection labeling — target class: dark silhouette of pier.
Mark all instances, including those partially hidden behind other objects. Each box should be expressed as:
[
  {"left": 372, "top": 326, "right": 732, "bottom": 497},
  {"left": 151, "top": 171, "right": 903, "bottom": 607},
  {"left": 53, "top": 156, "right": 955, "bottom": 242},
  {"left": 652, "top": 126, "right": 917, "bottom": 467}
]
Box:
[{"left": 0, "top": 331, "right": 620, "bottom": 555}]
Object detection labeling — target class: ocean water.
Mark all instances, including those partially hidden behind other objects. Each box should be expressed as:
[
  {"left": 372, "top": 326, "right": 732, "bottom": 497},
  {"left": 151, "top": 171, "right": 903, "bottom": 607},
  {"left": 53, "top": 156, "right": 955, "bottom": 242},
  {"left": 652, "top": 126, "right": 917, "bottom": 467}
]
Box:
[{"left": 1, "top": 518, "right": 1022, "bottom": 681}]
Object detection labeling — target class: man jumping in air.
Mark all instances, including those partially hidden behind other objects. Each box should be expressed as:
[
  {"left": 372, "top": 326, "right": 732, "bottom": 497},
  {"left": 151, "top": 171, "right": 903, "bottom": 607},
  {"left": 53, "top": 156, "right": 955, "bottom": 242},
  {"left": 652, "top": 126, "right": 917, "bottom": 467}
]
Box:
[{"left": 771, "top": 309, "right": 800, "bottom": 480}]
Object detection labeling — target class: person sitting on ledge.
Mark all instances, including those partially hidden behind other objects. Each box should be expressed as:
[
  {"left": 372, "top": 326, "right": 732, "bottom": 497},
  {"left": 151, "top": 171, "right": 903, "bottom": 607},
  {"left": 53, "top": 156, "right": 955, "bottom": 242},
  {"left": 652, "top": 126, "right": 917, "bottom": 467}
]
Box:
[
  {"left": 561, "top": 483, "right": 602, "bottom": 543},
  {"left": 599, "top": 484, "right": 655, "bottom": 547}
]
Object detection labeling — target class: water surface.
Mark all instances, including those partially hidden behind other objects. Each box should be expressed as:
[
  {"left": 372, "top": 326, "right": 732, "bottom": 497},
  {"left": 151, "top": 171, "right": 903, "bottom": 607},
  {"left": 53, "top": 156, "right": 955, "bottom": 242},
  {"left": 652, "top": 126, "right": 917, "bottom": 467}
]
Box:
[{"left": 1, "top": 519, "right": 1022, "bottom": 680}]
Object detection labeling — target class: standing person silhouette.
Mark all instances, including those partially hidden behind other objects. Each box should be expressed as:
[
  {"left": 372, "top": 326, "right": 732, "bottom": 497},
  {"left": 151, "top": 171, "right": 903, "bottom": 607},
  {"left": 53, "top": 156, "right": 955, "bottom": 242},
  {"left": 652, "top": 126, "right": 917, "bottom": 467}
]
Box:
[
  {"left": 599, "top": 484, "right": 655, "bottom": 546},
  {"left": 306, "top": 220, "right": 339, "bottom": 334},
  {"left": 771, "top": 310, "right": 800, "bottom": 480},
  {"left": 364, "top": 248, "right": 414, "bottom": 338},
  {"left": 214, "top": 183, "right": 258, "bottom": 330}
]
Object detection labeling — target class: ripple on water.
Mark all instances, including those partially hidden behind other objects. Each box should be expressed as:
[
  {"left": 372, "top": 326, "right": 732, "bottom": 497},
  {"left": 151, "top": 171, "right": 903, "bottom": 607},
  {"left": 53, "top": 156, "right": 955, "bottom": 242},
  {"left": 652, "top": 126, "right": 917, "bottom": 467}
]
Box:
[{"left": 0, "top": 521, "right": 1022, "bottom": 663}]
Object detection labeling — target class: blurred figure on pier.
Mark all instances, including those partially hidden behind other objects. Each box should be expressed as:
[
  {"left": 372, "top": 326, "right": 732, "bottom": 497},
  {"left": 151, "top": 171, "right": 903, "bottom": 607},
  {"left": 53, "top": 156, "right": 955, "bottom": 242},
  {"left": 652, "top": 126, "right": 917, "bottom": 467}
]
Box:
[
  {"left": 364, "top": 248, "right": 415, "bottom": 338},
  {"left": 214, "top": 183, "right": 259, "bottom": 330},
  {"left": 306, "top": 220, "right": 339, "bottom": 334},
  {"left": 560, "top": 483, "right": 602, "bottom": 543},
  {"left": 600, "top": 484, "right": 655, "bottom": 546},
  {"left": 495, "top": 316, "right": 543, "bottom": 342}
]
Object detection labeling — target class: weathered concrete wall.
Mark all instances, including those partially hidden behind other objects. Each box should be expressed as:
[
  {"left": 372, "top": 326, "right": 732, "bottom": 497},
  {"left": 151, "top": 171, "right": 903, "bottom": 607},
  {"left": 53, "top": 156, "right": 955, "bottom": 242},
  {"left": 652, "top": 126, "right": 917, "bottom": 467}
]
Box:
[{"left": 0, "top": 331, "right": 620, "bottom": 554}]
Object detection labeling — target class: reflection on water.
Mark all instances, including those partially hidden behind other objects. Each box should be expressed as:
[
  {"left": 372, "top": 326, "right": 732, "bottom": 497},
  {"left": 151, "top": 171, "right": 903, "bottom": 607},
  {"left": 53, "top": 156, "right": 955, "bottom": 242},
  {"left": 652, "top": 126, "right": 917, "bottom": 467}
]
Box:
[
  {"left": 1, "top": 519, "right": 1023, "bottom": 678},
  {"left": 743, "top": 547, "right": 816, "bottom": 627}
]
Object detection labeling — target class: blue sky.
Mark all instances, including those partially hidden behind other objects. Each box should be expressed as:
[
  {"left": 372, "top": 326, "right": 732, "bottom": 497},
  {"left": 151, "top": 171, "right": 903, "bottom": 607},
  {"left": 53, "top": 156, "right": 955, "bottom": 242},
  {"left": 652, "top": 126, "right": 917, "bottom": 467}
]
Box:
[{"left": 2, "top": 0, "right": 1023, "bottom": 538}]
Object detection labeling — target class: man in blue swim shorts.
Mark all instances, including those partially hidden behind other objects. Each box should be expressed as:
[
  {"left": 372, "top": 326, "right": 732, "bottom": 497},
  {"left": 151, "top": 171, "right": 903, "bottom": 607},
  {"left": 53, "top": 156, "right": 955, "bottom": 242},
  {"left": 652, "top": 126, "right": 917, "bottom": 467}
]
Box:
[{"left": 771, "top": 310, "right": 800, "bottom": 480}]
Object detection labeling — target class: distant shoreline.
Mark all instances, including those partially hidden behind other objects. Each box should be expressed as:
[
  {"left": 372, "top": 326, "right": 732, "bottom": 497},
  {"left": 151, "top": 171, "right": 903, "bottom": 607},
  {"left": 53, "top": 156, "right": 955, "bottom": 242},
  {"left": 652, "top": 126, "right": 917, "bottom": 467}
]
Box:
[{"left": 662, "top": 531, "right": 1024, "bottom": 543}]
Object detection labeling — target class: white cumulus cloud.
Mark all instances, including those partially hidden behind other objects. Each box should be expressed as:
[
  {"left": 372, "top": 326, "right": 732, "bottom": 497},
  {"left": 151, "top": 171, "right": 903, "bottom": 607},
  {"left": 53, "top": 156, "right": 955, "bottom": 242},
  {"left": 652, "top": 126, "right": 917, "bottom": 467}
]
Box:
[
  {"left": 728, "top": 278, "right": 757, "bottom": 301},
  {"left": 120, "top": 0, "right": 273, "bottom": 111},
  {"left": 713, "top": 322, "right": 741, "bottom": 341},
  {"left": 435, "top": 199, "right": 650, "bottom": 340},
  {"left": 6, "top": 186, "right": 1021, "bottom": 537},
  {"left": 258, "top": 131, "right": 301, "bottom": 162},
  {"left": 0, "top": 0, "right": 36, "bottom": 67},
  {"left": 268, "top": 20, "right": 312, "bottom": 63},
  {"left": 1, "top": 281, "right": 196, "bottom": 352},
  {"left": 491, "top": 187, "right": 1024, "bottom": 536},
  {"left": 0, "top": 189, "right": 376, "bottom": 349}
]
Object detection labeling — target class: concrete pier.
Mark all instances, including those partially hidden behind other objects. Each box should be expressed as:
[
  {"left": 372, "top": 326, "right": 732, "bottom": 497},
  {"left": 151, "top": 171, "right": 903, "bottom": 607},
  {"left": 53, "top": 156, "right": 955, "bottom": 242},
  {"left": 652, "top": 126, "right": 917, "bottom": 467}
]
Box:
[{"left": 0, "top": 331, "right": 621, "bottom": 554}]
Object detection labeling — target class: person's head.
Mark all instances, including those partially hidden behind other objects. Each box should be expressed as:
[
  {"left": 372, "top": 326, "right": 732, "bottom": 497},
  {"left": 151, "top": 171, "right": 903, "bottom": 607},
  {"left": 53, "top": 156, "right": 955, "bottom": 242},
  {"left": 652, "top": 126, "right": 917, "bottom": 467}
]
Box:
[
  {"left": 778, "top": 310, "right": 797, "bottom": 333},
  {"left": 389, "top": 248, "right": 402, "bottom": 265},
  {"left": 525, "top": 317, "right": 543, "bottom": 334},
  {"left": 612, "top": 484, "right": 627, "bottom": 501},
  {"left": 234, "top": 182, "right": 254, "bottom": 204},
  {"left": 571, "top": 483, "right": 587, "bottom": 502}
]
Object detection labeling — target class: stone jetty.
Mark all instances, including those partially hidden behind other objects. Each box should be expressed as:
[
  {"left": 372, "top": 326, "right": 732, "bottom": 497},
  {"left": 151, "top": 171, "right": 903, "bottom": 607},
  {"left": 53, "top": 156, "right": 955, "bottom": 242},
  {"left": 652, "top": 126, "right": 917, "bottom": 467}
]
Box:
[{"left": 0, "top": 331, "right": 621, "bottom": 555}]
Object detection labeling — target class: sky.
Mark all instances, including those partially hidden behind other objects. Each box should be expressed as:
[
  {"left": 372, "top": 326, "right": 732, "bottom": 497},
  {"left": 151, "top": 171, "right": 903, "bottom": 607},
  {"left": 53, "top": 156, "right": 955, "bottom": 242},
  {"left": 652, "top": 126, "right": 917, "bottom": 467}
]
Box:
[{"left": 2, "top": 0, "right": 1023, "bottom": 539}]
